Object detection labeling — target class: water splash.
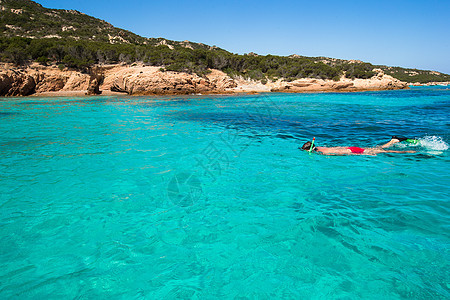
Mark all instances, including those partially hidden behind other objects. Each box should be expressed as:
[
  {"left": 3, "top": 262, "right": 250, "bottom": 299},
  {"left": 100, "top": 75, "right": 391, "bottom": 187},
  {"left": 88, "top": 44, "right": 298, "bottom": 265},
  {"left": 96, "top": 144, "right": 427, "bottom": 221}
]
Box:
[{"left": 418, "top": 136, "right": 449, "bottom": 151}]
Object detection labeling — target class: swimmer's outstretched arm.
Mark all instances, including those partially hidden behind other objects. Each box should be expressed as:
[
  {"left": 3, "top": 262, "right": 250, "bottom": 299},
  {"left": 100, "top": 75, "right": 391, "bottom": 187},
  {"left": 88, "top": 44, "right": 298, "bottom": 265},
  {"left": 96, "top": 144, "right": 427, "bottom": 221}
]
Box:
[{"left": 379, "top": 138, "right": 401, "bottom": 149}]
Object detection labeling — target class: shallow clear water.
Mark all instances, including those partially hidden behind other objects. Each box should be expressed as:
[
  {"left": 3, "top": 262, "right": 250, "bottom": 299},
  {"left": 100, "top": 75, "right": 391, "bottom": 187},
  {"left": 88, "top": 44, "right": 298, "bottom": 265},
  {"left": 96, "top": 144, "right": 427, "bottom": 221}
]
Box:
[{"left": 0, "top": 87, "right": 449, "bottom": 299}]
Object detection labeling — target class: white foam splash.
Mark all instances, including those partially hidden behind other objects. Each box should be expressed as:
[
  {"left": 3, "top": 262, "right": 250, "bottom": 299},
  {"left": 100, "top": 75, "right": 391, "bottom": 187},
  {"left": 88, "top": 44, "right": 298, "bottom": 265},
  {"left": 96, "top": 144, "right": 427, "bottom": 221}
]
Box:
[{"left": 418, "top": 136, "right": 449, "bottom": 151}]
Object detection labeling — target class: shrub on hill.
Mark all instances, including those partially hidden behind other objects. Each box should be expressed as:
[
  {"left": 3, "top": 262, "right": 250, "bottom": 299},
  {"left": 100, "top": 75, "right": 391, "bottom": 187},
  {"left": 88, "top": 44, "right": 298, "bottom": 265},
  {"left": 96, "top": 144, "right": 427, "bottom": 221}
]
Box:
[
  {"left": 0, "top": 37, "right": 365, "bottom": 80},
  {"left": 380, "top": 67, "right": 450, "bottom": 83}
]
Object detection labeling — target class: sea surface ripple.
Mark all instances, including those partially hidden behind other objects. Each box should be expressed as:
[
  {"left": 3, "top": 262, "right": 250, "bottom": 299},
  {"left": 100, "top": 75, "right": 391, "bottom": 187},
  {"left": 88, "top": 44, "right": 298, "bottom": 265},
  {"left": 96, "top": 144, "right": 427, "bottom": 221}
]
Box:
[{"left": 0, "top": 87, "right": 449, "bottom": 298}]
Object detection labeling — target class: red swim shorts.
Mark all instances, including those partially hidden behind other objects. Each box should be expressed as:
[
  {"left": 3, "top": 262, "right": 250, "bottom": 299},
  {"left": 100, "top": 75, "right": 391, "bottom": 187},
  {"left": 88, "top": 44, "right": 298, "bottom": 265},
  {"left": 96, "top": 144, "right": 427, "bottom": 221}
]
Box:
[{"left": 348, "top": 147, "right": 365, "bottom": 154}]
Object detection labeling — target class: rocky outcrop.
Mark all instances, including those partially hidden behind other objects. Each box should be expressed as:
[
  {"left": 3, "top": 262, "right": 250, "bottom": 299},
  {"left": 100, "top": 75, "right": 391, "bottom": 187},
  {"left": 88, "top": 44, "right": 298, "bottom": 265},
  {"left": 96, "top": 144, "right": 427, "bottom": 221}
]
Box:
[
  {"left": 34, "top": 73, "right": 68, "bottom": 92},
  {"left": 86, "top": 68, "right": 104, "bottom": 95},
  {"left": 61, "top": 73, "right": 89, "bottom": 91},
  {"left": 86, "top": 75, "right": 103, "bottom": 95},
  {"left": 0, "top": 72, "right": 15, "bottom": 95},
  {"left": 105, "top": 66, "right": 237, "bottom": 95},
  {"left": 410, "top": 81, "right": 450, "bottom": 86},
  {"left": 0, "top": 64, "right": 95, "bottom": 96},
  {"left": 110, "top": 74, "right": 210, "bottom": 94},
  {"left": 331, "top": 82, "right": 354, "bottom": 90},
  {"left": 109, "top": 78, "right": 127, "bottom": 93},
  {"left": 270, "top": 70, "right": 407, "bottom": 93},
  {"left": 0, "top": 70, "right": 36, "bottom": 96},
  {"left": 0, "top": 63, "right": 408, "bottom": 96},
  {"left": 207, "top": 69, "right": 238, "bottom": 90},
  {"left": 291, "top": 82, "right": 313, "bottom": 88}
]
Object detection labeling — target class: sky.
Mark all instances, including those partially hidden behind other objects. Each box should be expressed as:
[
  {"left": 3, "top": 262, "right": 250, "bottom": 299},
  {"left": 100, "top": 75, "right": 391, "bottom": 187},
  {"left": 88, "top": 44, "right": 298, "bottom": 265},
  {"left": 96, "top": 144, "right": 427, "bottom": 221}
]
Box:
[{"left": 36, "top": 0, "right": 450, "bottom": 74}]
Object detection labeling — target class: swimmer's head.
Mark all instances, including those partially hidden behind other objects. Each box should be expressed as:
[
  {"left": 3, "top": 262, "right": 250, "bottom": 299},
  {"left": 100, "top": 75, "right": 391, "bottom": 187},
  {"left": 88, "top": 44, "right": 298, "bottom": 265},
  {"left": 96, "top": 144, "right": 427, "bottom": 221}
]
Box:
[{"left": 301, "top": 141, "right": 316, "bottom": 151}]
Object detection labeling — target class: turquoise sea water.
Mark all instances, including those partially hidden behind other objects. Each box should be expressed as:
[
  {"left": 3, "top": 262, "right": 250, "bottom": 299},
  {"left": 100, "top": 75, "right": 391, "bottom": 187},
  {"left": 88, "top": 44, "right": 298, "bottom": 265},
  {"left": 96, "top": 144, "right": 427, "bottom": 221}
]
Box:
[{"left": 0, "top": 87, "right": 449, "bottom": 299}]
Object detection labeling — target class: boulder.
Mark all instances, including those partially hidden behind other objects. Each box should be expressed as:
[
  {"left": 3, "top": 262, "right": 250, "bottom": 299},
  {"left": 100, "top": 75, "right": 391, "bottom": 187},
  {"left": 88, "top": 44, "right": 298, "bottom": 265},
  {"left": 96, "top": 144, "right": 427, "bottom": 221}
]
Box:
[
  {"left": 110, "top": 76, "right": 129, "bottom": 93},
  {"left": 62, "top": 73, "right": 89, "bottom": 91},
  {"left": 86, "top": 77, "right": 102, "bottom": 95},
  {"left": 107, "top": 67, "right": 225, "bottom": 95},
  {"left": 35, "top": 74, "right": 68, "bottom": 92},
  {"left": 270, "top": 85, "right": 291, "bottom": 92},
  {"left": 19, "top": 75, "right": 36, "bottom": 95},
  {"left": 103, "top": 66, "right": 241, "bottom": 95},
  {"left": 0, "top": 70, "right": 36, "bottom": 96},
  {"left": 331, "top": 82, "right": 354, "bottom": 90},
  {"left": 0, "top": 72, "right": 14, "bottom": 95}
]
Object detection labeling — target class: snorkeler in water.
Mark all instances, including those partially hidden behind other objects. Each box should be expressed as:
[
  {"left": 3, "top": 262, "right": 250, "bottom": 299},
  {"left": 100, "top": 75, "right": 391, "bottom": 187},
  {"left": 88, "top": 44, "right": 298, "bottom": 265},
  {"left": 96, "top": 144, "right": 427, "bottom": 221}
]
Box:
[{"left": 300, "top": 136, "right": 417, "bottom": 156}]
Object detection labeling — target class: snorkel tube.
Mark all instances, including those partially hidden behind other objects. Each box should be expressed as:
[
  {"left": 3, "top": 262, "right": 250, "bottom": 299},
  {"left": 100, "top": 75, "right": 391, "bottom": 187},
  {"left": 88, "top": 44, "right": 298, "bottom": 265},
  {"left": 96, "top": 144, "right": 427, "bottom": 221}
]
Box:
[{"left": 309, "top": 137, "right": 315, "bottom": 153}]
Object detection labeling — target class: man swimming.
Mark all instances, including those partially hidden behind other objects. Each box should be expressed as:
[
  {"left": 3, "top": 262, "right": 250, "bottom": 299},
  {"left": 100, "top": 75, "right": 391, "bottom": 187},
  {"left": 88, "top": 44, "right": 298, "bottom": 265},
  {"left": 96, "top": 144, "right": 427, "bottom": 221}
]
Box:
[{"left": 300, "top": 136, "right": 417, "bottom": 156}]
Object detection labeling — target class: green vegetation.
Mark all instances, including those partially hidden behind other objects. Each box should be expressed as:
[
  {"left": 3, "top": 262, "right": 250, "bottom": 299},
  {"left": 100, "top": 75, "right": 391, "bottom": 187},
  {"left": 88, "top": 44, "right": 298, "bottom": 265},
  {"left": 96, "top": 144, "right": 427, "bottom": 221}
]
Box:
[
  {"left": 0, "top": 36, "right": 375, "bottom": 80},
  {"left": 1, "top": 0, "right": 449, "bottom": 83},
  {"left": 0, "top": 0, "right": 147, "bottom": 44},
  {"left": 379, "top": 66, "right": 450, "bottom": 83}
]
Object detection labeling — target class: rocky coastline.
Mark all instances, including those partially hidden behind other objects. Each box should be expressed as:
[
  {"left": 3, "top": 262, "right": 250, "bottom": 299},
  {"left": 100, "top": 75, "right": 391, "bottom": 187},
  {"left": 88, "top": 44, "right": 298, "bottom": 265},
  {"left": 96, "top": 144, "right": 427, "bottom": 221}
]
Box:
[
  {"left": 0, "top": 63, "right": 410, "bottom": 97},
  {"left": 409, "top": 81, "right": 450, "bottom": 86}
]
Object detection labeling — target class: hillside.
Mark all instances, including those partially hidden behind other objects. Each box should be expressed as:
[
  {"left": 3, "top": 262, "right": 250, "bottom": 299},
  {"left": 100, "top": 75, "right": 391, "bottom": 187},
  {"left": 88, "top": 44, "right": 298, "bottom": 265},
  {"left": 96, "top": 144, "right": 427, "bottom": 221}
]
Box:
[
  {"left": 0, "top": 0, "right": 214, "bottom": 49},
  {"left": 1, "top": 0, "right": 449, "bottom": 84}
]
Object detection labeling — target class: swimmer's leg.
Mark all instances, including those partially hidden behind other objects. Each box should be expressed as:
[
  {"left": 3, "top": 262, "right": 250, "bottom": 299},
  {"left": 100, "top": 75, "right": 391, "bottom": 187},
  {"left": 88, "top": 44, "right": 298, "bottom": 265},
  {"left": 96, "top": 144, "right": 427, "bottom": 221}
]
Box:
[
  {"left": 384, "top": 150, "right": 416, "bottom": 153},
  {"left": 364, "top": 148, "right": 416, "bottom": 155}
]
